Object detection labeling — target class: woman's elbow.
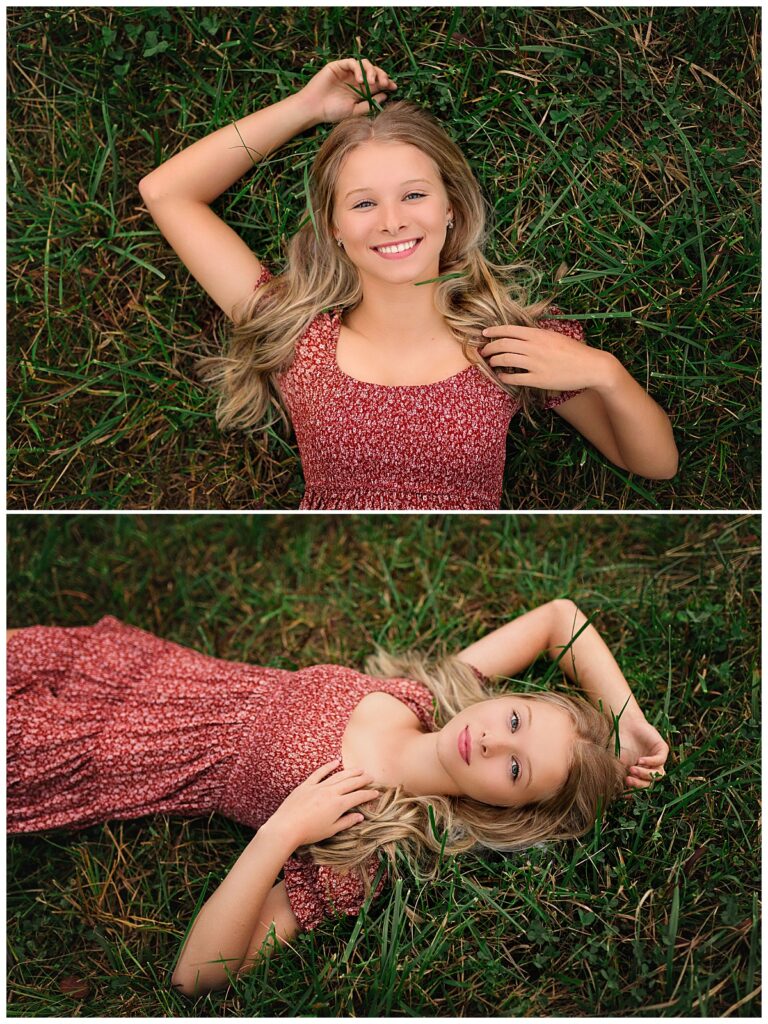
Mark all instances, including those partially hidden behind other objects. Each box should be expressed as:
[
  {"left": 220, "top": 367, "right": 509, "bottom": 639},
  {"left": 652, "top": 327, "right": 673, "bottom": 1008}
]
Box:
[
  {"left": 171, "top": 966, "right": 229, "bottom": 1000},
  {"left": 171, "top": 970, "right": 203, "bottom": 1000},
  {"left": 617, "top": 438, "right": 679, "bottom": 481},
  {"left": 633, "top": 448, "right": 679, "bottom": 480},
  {"left": 549, "top": 598, "right": 582, "bottom": 630}
]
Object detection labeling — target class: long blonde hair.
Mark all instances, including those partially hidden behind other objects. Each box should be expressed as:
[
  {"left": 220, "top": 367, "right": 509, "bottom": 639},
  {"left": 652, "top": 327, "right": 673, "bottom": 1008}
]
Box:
[
  {"left": 200, "top": 100, "right": 564, "bottom": 452},
  {"left": 298, "top": 650, "right": 626, "bottom": 891}
]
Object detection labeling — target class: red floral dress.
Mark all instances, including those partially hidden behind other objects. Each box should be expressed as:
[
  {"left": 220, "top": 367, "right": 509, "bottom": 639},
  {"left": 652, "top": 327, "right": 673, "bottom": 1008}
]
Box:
[
  {"left": 7, "top": 616, "right": 443, "bottom": 932},
  {"left": 253, "top": 267, "right": 584, "bottom": 509}
]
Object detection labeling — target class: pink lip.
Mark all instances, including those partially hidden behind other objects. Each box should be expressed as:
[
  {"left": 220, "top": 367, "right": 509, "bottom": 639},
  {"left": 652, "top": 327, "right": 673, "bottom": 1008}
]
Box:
[
  {"left": 458, "top": 725, "right": 471, "bottom": 765},
  {"left": 371, "top": 237, "right": 423, "bottom": 260}
]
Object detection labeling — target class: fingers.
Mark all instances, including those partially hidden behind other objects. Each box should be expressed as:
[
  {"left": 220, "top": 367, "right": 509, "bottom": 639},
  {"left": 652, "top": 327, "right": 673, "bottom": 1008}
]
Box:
[
  {"left": 487, "top": 354, "right": 529, "bottom": 369},
  {"left": 327, "top": 772, "right": 378, "bottom": 794},
  {"left": 638, "top": 743, "right": 669, "bottom": 765},
  {"left": 320, "top": 766, "right": 366, "bottom": 782},
  {"left": 625, "top": 765, "right": 665, "bottom": 790},
  {"left": 308, "top": 758, "right": 343, "bottom": 781},
  {"left": 482, "top": 326, "right": 539, "bottom": 340},
  {"left": 637, "top": 754, "right": 667, "bottom": 769},
  {"left": 348, "top": 57, "right": 397, "bottom": 91},
  {"left": 480, "top": 338, "right": 534, "bottom": 357},
  {"left": 354, "top": 92, "right": 392, "bottom": 111},
  {"left": 497, "top": 372, "right": 538, "bottom": 386},
  {"left": 333, "top": 811, "right": 367, "bottom": 834},
  {"left": 629, "top": 764, "right": 665, "bottom": 782},
  {"left": 348, "top": 787, "right": 381, "bottom": 803}
]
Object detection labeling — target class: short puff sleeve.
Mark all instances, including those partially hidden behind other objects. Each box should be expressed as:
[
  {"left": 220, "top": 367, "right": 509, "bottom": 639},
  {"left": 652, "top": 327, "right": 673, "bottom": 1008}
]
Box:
[
  {"left": 466, "top": 662, "right": 494, "bottom": 688},
  {"left": 536, "top": 308, "right": 587, "bottom": 409},
  {"left": 254, "top": 264, "right": 274, "bottom": 290},
  {"left": 283, "top": 854, "right": 387, "bottom": 932}
]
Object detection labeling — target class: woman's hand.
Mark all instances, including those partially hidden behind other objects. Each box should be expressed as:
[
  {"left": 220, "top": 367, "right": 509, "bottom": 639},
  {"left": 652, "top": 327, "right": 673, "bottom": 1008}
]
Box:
[
  {"left": 265, "top": 759, "right": 380, "bottom": 849},
  {"left": 479, "top": 324, "right": 616, "bottom": 393},
  {"left": 617, "top": 715, "right": 669, "bottom": 790},
  {"left": 298, "top": 57, "right": 398, "bottom": 125}
]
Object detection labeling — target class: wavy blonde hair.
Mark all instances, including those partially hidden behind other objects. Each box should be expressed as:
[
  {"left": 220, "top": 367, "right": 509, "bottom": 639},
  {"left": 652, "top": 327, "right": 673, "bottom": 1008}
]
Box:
[
  {"left": 298, "top": 650, "right": 626, "bottom": 893},
  {"left": 200, "top": 100, "right": 566, "bottom": 457}
]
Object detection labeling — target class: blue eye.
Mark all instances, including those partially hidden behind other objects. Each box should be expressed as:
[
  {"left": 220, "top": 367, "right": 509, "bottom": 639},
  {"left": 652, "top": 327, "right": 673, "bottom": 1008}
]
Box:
[
  {"left": 353, "top": 192, "right": 426, "bottom": 209},
  {"left": 510, "top": 758, "right": 520, "bottom": 782},
  {"left": 509, "top": 711, "right": 520, "bottom": 732}
]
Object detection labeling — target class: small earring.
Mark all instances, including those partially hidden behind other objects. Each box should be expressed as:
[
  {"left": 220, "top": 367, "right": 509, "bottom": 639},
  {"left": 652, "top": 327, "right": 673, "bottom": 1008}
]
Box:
[
  {"left": 337, "top": 238, "right": 343, "bottom": 248},
  {"left": 447, "top": 220, "right": 454, "bottom": 230}
]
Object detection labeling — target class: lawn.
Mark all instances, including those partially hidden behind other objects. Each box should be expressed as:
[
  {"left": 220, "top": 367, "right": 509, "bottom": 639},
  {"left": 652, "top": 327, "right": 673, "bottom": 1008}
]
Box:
[
  {"left": 7, "top": 7, "right": 761, "bottom": 509},
  {"left": 6, "top": 513, "right": 761, "bottom": 1016}
]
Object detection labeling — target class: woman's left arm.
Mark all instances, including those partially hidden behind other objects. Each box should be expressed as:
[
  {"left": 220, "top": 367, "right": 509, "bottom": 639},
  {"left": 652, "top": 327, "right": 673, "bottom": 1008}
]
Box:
[
  {"left": 553, "top": 363, "right": 679, "bottom": 480},
  {"left": 456, "top": 599, "right": 669, "bottom": 787},
  {"left": 480, "top": 326, "right": 679, "bottom": 479}
]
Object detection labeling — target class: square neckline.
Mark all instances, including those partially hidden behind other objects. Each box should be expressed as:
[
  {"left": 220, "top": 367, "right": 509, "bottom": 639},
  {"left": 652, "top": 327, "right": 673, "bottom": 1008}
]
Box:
[{"left": 330, "top": 308, "right": 478, "bottom": 390}]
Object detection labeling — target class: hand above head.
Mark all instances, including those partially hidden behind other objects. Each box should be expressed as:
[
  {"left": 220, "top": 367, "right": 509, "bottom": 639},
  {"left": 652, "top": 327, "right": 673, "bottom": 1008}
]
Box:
[
  {"left": 264, "top": 759, "right": 381, "bottom": 849},
  {"left": 298, "top": 57, "right": 398, "bottom": 125},
  {"left": 479, "top": 323, "right": 617, "bottom": 394},
  {"left": 617, "top": 714, "right": 670, "bottom": 791}
]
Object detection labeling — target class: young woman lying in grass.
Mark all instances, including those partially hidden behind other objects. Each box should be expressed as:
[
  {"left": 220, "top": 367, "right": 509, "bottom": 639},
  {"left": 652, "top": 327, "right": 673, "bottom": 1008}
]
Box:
[
  {"left": 139, "top": 56, "right": 678, "bottom": 510},
  {"left": 7, "top": 599, "right": 668, "bottom": 999}
]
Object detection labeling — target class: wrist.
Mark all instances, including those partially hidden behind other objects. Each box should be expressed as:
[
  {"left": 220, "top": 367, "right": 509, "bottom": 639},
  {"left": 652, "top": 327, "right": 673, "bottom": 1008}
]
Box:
[
  {"left": 616, "top": 699, "right": 647, "bottom": 727},
  {"left": 290, "top": 89, "right": 323, "bottom": 131},
  {"left": 258, "top": 815, "right": 302, "bottom": 856}
]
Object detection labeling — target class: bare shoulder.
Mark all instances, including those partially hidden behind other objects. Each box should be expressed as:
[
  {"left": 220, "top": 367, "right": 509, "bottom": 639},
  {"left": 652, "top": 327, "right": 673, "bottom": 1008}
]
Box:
[{"left": 354, "top": 690, "right": 420, "bottom": 726}]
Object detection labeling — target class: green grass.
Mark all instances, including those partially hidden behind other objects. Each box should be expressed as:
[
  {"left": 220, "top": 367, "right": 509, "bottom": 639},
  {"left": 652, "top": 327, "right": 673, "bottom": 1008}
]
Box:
[
  {"left": 7, "top": 7, "right": 760, "bottom": 509},
  {"left": 6, "top": 513, "right": 761, "bottom": 1016}
]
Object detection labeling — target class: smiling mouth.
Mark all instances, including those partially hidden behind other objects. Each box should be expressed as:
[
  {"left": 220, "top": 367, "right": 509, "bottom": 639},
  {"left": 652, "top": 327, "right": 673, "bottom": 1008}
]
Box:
[{"left": 372, "top": 238, "right": 423, "bottom": 259}]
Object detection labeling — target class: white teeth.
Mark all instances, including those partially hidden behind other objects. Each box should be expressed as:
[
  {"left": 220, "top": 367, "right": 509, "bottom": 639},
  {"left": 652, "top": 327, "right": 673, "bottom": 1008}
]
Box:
[{"left": 375, "top": 239, "right": 420, "bottom": 254}]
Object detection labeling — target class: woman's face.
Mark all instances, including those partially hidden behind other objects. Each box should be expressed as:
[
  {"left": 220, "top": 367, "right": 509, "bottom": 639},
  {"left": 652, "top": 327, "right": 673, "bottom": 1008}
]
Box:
[
  {"left": 436, "top": 696, "right": 576, "bottom": 808},
  {"left": 332, "top": 140, "right": 453, "bottom": 283}
]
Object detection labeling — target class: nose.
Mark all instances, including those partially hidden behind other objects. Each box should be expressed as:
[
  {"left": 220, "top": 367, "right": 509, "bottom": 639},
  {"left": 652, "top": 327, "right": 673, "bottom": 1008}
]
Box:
[
  {"left": 480, "top": 730, "right": 511, "bottom": 757},
  {"left": 481, "top": 729, "right": 505, "bottom": 761},
  {"left": 378, "top": 205, "right": 408, "bottom": 237}
]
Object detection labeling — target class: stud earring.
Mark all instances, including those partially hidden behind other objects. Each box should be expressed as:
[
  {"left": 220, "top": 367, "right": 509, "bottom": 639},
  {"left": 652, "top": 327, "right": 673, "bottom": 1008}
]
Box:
[
  {"left": 337, "top": 238, "right": 343, "bottom": 248},
  {"left": 447, "top": 220, "right": 454, "bottom": 230}
]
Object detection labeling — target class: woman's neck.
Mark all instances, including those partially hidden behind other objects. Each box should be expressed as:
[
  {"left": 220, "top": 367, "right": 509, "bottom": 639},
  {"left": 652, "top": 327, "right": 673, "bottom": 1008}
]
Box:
[
  {"left": 347, "top": 279, "right": 448, "bottom": 345},
  {"left": 391, "top": 727, "right": 460, "bottom": 798}
]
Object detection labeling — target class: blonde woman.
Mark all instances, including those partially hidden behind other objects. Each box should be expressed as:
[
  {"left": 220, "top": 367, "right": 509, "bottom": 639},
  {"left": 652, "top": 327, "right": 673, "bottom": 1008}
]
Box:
[
  {"left": 138, "top": 57, "right": 678, "bottom": 510},
  {"left": 7, "top": 599, "right": 668, "bottom": 998}
]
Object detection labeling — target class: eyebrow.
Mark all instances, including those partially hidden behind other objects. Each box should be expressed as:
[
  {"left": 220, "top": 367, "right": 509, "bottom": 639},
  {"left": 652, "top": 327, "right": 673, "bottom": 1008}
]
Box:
[
  {"left": 345, "top": 178, "right": 433, "bottom": 199},
  {"left": 526, "top": 703, "right": 534, "bottom": 789}
]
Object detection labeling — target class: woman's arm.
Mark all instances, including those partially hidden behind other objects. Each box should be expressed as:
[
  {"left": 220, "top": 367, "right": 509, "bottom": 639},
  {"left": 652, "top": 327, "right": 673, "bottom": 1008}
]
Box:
[
  {"left": 553, "top": 365, "right": 679, "bottom": 480},
  {"left": 457, "top": 600, "right": 643, "bottom": 714},
  {"left": 171, "top": 823, "right": 298, "bottom": 998},
  {"left": 480, "top": 327, "right": 678, "bottom": 479},
  {"left": 456, "top": 600, "right": 668, "bottom": 785},
  {"left": 138, "top": 91, "right": 318, "bottom": 320},
  {"left": 138, "top": 58, "right": 396, "bottom": 321},
  {"left": 171, "top": 762, "right": 379, "bottom": 998}
]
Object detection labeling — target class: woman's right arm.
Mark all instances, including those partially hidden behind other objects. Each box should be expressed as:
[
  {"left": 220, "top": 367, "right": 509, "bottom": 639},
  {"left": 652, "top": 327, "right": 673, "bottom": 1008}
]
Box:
[
  {"left": 138, "top": 57, "right": 396, "bottom": 321},
  {"left": 456, "top": 600, "right": 669, "bottom": 787},
  {"left": 138, "top": 92, "right": 319, "bottom": 321},
  {"left": 170, "top": 820, "right": 298, "bottom": 998},
  {"left": 171, "top": 761, "right": 379, "bottom": 999}
]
